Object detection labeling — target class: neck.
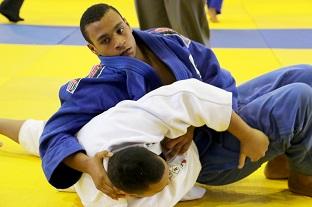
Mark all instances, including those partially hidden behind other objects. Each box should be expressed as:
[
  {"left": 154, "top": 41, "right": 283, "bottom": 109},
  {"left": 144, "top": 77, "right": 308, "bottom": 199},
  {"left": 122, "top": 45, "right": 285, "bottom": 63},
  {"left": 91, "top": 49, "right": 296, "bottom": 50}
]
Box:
[
  {"left": 135, "top": 39, "right": 152, "bottom": 64},
  {"left": 135, "top": 44, "right": 145, "bottom": 61}
]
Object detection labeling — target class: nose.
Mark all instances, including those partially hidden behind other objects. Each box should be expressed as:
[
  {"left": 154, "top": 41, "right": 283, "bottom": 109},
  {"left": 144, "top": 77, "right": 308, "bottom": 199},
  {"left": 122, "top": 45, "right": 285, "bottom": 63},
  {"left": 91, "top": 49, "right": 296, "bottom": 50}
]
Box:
[{"left": 114, "top": 37, "right": 126, "bottom": 50}]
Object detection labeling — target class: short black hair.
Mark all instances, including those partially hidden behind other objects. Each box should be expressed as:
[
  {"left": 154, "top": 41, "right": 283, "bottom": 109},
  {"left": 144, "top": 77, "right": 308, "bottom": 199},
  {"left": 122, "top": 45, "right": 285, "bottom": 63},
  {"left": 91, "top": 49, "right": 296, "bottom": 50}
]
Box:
[
  {"left": 80, "top": 3, "right": 122, "bottom": 44},
  {"left": 107, "top": 146, "right": 165, "bottom": 194}
]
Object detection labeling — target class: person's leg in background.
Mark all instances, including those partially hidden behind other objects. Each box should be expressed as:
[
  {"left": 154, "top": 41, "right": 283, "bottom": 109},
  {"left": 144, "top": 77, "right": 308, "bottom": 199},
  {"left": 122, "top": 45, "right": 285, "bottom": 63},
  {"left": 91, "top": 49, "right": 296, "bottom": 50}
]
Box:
[
  {"left": 164, "top": 0, "right": 210, "bottom": 46},
  {"left": 135, "top": 0, "right": 210, "bottom": 46},
  {"left": 206, "top": 0, "right": 223, "bottom": 23},
  {"left": 0, "top": 0, "right": 24, "bottom": 22},
  {"left": 135, "top": 0, "right": 171, "bottom": 30}
]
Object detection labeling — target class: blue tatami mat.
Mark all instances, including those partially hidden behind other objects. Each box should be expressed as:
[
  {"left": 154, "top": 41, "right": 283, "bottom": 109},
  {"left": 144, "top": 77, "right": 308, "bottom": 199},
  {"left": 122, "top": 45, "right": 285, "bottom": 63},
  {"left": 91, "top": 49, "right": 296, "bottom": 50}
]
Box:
[{"left": 1, "top": 24, "right": 312, "bottom": 48}]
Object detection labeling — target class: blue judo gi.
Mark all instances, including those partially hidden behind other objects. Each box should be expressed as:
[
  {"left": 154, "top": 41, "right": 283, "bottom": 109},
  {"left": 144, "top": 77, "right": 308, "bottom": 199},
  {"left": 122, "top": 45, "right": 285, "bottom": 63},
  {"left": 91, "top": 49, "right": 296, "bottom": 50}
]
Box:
[
  {"left": 207, "top": 0, "right": 223, "bottom": 14},
  {"left": 39, "top": 29, "right": 312, "bottom": 189}
]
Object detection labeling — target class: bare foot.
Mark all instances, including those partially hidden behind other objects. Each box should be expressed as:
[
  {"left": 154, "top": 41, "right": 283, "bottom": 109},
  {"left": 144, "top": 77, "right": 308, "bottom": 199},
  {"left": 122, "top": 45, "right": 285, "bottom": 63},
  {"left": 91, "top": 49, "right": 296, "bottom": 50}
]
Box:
[
  {"left": 208, "top": 8, "right": 219, "bottom": 23},
  {"left": 288, "top": 170, "right": 312, "bottom": 197},
  {"left": 264, "top": 154, "right": 289, "bottom": 179}
]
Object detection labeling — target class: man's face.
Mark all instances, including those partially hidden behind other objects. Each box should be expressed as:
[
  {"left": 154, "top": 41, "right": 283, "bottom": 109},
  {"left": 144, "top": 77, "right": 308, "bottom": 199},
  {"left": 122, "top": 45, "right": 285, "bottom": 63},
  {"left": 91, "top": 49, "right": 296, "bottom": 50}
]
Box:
[
  {"left": 85, "top": 9, "right": 137, "bottom": 57},
  {"left": 130, "top": 157, "right": 170, "bottom": 198}
]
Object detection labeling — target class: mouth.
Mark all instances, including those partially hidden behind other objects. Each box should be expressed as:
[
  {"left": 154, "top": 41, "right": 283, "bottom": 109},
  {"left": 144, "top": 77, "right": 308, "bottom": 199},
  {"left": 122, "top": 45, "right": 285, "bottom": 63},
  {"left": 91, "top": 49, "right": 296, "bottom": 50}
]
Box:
[{"left": 120, "top": 48, "right": 132, "bottom": 56}]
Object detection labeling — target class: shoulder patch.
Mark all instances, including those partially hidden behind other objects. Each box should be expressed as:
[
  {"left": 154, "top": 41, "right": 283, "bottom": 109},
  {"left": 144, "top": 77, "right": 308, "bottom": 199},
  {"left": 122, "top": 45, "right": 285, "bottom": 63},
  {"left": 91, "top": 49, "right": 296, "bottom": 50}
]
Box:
[
  {"left": 87, "top": 64, "right": 104, "bottom": 78},
  {"left": 66, "top": 78, "right": 81, "bottom": 94},
  {"left": 152, "top": 27, "right": 191, "bottom": 48}
]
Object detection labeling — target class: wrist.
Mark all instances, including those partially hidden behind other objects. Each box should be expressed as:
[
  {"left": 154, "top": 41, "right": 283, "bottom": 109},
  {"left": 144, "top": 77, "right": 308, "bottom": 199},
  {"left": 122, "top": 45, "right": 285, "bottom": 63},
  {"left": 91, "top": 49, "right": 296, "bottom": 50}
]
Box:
[
  {"left": 83, "top": 156, "right": 94, "bottom": 175},
  {"left": 238, "top": 126, "right": 254, "bottom": 141}
]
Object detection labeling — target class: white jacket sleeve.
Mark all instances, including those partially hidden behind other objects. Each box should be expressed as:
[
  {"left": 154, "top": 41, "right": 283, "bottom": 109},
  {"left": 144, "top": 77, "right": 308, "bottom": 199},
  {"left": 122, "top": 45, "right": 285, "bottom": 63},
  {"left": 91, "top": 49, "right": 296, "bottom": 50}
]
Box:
[{"left": 134, "top": 78, "right": 233, "bottom": 138}]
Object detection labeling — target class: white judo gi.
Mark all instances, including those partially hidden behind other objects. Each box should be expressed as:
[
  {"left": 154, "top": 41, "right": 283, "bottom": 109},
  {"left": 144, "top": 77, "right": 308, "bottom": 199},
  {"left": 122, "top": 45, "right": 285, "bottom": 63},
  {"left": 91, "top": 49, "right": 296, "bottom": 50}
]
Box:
[{"left": 18, "top": 79, "right": 232, "bottom": 207}]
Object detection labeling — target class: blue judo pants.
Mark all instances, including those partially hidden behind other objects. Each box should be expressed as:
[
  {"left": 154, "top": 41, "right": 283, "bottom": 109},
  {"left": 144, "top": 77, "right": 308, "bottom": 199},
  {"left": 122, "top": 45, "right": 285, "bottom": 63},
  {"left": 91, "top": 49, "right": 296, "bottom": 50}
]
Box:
[
  {"left": 194, "top": 64, "right": 312, "bottom": 185},
  {"left": 207, "top": 0, "right": 223, "bottom": 14}
]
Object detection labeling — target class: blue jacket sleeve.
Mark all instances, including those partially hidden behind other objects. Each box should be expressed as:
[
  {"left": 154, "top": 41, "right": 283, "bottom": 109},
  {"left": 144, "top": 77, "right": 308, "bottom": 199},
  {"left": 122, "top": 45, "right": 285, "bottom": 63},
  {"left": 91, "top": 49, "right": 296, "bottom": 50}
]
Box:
[{"left": 39, "top": 76, "right": 130, "bottom": 188}]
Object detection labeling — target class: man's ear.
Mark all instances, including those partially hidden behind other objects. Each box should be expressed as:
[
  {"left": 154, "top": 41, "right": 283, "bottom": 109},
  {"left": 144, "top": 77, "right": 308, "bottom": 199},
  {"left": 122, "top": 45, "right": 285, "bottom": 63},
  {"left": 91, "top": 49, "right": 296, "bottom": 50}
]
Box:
[{"left": 87, "top": 43, "right": 99, "bottom": 56}]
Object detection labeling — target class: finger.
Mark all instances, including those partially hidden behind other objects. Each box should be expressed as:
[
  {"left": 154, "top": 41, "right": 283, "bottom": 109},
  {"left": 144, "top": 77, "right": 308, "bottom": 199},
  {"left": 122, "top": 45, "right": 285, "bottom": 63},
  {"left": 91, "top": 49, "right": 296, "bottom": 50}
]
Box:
[
  {"left": 164, "top": 140, "right": 179, "bottom": 149},
  {"left": 106, "top": 189, "right": 126, "bottom": 200},
  {"left": 238, "top": 153, "right": 246, "bottom": 169},
  {"left": 99, "top": 187, "right": 114, "bottom": 196},
  {"left": 251, "top": 152, "right": 266, "bottom": 162},
  {"left": 104, "top": 192, "right": 119, "bottom": 200},
  {"left": 115, "top": 191, "right": 126, "bottom": 198},
  {"left": 168, "top": 137, "right": 189, "bottom": 152},
  {"left": 179, "top": 142, "right": 192, "bottom": 154},
  {"left": 117, "top": 192, "right": 126, "bottom": 196},
  {"left": 164, "top": 136, "right": 184, "bottom": 149},
  {"left": 175, "top": 139, "right": 188, "bottom": 148},
  {"left": 103, "top": 151, "right": 113, "bottom": 157},
  {"left": 250, "top": 157, "right": 257, "bottom": 162},
  {"left": 251, "top": 155, "right": 263, "bottom": 162},
  {"left": 103, "top": 178, "right": 115, "bottom": 188},
  {"left": 100, "top": 187, "right": 119, "bottom": 199},
  {"left": 163, "top": 140, "right": 184, "bottom": 155},
  {"left": 164, "top": 149, "right": 178, "bottom": 160},
  {"left": 115, "top": 194, "right": 126, "bottom": 199},
  {"left": 98, "top": 184, "right": 114, "bottom": 192},
  {"left": 97, "top": 150, "right": 113, "bottom": 159},
  {"left": 113, "top": 186, "right": 126, "bottom": 195}
]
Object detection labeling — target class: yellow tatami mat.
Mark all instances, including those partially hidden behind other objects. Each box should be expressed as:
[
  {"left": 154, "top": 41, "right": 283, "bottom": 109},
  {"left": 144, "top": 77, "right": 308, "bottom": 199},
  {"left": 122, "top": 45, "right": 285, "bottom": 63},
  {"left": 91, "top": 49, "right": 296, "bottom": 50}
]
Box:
[{"left": 0, "top": 0, "right": 312, "bottom": 206}]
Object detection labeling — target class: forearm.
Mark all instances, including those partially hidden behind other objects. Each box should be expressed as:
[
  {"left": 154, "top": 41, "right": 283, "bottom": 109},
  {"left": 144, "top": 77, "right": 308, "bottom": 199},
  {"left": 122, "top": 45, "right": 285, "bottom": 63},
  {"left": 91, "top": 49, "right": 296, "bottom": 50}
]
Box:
[
  {"left": 227, "top": 111, "right": 253, "bottom": 142},
  {"left": 63, "top": 151, "right": 91, "bottom": 174}
]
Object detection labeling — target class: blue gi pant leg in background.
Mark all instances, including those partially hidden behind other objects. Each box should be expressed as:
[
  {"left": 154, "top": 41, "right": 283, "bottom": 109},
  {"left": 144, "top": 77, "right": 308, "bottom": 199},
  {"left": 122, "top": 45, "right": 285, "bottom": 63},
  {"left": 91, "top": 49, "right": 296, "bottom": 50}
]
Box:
[
  {"left": 196, "top": 64, "right": 312, "bottom": 185},
  {"left": 207, "top": 0, "right": 223, "bottom": 14}
]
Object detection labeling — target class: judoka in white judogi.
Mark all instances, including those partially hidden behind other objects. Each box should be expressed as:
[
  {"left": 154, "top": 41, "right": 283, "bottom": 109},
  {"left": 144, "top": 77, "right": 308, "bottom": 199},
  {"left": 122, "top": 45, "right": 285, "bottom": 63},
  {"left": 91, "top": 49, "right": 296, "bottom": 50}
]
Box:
[{"left": 19, "top": 78, "right": 232, "bottom": 207}]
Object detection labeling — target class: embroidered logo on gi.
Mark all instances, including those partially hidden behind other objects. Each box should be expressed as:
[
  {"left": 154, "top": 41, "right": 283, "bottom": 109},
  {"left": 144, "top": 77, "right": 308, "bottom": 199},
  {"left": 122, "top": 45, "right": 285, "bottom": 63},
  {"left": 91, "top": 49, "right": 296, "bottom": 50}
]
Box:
[
  {"left": 66, "top": 78, "right": 81, "bottom": 94},
  {"left": 87, "top": 64, "right": 104, "bottom": 78},
  {"left": 169, "top": 159, "right": 187, "bottom": 179}
]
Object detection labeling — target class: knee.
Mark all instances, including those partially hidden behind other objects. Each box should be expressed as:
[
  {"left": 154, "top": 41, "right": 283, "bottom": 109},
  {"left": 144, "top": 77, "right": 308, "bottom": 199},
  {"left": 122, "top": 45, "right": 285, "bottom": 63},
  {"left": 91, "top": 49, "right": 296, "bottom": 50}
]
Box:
[
  {"left": 289, "top": 64, "right": 312, "bottom": 77},
  {"left": 286, "top": 64, "right": 312, "bottom": 71},
  {"left": 288, "top": 83, "right": 312, "bottom": 105},
  {"left": 298, "top": 63, "right": 312, "bottom": 73}
]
